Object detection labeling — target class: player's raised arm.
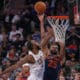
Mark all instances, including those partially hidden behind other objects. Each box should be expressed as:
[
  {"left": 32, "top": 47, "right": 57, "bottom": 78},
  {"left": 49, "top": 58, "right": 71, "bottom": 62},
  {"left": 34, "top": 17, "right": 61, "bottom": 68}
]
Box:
[
  {"left": 1, "top": 55, "right": 35, "bottom": 75},
  {"left": 58, "top": 42, "right": 65, "bottom": 65},
  {"left": 37, "top": 14, "right": 54, "bottom": 58},
  {"left": 38, "top": 14, "right": 45, "bottom": 39},
  {"left": 38, "top": 14, "right": 54, "bottom": 49},
  {"left": 58, "top": 42, "right": 65, "bottom": 57}
]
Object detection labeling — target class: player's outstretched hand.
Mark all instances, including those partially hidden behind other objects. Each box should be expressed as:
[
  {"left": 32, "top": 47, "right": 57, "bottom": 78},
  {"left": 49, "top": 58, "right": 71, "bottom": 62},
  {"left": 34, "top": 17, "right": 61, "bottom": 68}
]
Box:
[{"left": 37, "top": 14, "right": 44, "bottom": 22}]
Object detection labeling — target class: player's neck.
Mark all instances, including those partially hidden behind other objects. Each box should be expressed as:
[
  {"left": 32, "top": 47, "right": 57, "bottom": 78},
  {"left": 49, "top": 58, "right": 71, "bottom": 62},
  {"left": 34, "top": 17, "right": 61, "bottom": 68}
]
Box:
[{"left": 32, "top": 49, "right": 39, "bottom": 55}]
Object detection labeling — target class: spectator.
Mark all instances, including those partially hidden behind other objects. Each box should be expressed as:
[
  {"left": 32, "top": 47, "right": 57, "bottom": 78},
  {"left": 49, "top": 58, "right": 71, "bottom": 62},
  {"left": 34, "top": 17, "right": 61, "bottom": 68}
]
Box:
[
  {"left": 20, "top": 46, "right": 28, "bottom": 58},
  {"left": 0, "top": 27, "right": 7, "bottom": 42},
  {"left": 2, "top": 58, "right": 10, "bottom": 70},
  {"left": 50, "top": 0, "right": 56, "bottom": 11},
  {"left": 15, "top": 63, "right": 30, "bottom": 80},
  {"left": 74, "top": 73, "right": 80, "bottom": 80},
  {"left": 11, "top": 12, "right": 21, "bottom": 24},
  {"left": 0, "top": 45, "right": 7, "bottom": 65},
  {"left": 64, "top": 60, "right": 72, "bottom": 80},
  {"left": 59, "top": 69, "right": 65, "bottom": 80},
  {"left": 1, "top": 33, "right": 11, "bottom": 51},
  {"left": 66, "top": 27, "right": 80, "bottom": 42},
  {"left": 12, "top": 33, "right": 25, "bottom": 55},
  {"left": 66, "top": 40, "right": 79, "bottom": 60},
  {"left": 9, "top": 24, "right": 23, "bottom": 41},
  {"left": 17, "top": 9, "right": 32, "bottom": 37},
  {"left": 6, "top": 47, "right": 19, "bottom": 64},
  {"left": 4, "top": 59, "right": 11, "bottom": 69}
]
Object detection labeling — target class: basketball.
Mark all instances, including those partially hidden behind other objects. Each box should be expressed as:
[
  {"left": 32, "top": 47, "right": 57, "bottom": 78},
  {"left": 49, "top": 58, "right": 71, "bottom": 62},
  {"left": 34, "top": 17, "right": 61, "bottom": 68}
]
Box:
[{"left": 34, "top": 1, "right": 46, "bottom": 14}]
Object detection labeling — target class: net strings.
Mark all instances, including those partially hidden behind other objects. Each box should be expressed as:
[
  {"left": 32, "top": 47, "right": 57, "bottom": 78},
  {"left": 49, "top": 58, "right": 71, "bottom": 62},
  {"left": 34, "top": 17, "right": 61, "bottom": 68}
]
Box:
[{"left": 47, "top": 17, "right": 69, "bottom": 43}]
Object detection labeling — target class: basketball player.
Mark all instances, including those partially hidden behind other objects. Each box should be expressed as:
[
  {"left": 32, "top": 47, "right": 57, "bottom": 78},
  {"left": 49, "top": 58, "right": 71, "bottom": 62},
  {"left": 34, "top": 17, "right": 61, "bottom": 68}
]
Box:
[
  {"left": 43, "top": 42, "right": 65, "bottom": 80},
  {"left": 0, "top": 14, "right": 53, "bottom": 80},
  {"left": 38, "top": 14, "right": 65, "bottom": 80},
  {"left": 0, "top": 40, "right": 45, "bottom": 80},
  {"left": 0, "top": 14, "right": 64, "bottom": 80}
]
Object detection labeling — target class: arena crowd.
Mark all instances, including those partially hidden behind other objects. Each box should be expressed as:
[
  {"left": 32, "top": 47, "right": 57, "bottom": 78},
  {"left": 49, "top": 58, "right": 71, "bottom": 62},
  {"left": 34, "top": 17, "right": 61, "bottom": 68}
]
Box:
[{"left": 0, "top": 0, "right": 80, "bottom": 80}]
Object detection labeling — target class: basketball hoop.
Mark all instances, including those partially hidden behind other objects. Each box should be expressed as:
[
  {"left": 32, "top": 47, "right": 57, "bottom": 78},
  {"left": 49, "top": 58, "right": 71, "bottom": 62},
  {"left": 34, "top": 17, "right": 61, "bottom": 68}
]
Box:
[{"left": 47, "top": 16, "right": 69, "bottom": 44}]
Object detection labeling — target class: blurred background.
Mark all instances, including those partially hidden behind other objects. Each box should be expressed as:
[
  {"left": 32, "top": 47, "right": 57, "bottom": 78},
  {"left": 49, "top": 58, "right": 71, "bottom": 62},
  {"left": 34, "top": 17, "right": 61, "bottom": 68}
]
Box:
[{"left": 0, "top": 0, "right": 80, "bottom": 80}]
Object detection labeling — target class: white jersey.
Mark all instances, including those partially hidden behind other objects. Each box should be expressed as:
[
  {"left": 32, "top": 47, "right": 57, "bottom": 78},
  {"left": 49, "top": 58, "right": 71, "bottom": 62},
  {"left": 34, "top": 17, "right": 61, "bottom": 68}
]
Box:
[{"left": 28, "top": 50, "right": 45, "bottom": 80}]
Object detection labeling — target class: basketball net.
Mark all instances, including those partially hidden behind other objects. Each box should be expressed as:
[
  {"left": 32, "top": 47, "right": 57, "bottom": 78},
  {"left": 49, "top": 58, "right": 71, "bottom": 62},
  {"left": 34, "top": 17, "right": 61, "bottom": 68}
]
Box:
[{"left": 47, "top": 16, "right": 69, "bottom": 44}]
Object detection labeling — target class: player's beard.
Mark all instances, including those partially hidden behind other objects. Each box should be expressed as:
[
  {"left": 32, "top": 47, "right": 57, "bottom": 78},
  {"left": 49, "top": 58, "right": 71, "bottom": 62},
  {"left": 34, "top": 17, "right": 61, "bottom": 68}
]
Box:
[
  {"left": 37, "top": 46, "right": 40, "bottom": 50},
  {"left": 35, "top": 45, "right": 40, "bottom": 50},
  {"left": 51, "top": 50, "right": 57, "bottom": 55}
]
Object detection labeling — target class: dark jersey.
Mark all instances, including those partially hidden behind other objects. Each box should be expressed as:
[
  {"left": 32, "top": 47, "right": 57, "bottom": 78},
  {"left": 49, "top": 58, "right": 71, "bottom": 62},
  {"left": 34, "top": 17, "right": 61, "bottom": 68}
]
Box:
[{"left": 44, "top": 54, "right": 61, "bottom": 80}]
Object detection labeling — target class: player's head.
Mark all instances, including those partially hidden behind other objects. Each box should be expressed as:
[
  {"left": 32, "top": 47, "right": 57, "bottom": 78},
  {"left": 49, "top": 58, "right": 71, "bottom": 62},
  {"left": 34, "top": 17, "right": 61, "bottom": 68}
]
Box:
[
  {"left": 22, "top": 63, "right": 30, "bottom": 73},
  {"left": 49, "top": 42, "right": 60, "bottom": 55},
  {"left": 59, "top": 76, "right": 65, "bottom": 80},
  {"left": 27, "top": 40, "right": 40, "bottom": 51},
  {"left": 16, "top": 33, "right": 21, "bottom": 40}
]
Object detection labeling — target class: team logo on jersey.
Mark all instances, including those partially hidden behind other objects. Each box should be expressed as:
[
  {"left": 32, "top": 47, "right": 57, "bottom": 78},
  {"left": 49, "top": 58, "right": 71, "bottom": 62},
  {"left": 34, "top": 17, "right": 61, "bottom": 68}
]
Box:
[
  {"left": 48, "top": 59, "right": 57, "bottom": 68},
  {"left": 37, "top": 57, "right": 43, "bottom": 64}
]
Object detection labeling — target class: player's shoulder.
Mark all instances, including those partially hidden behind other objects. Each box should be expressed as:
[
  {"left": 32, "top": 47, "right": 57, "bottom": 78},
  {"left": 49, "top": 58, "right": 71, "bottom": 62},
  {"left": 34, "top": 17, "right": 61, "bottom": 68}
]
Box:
[
  {"left": 39, "top": 50, "right": 44, "bottom": 55},
  {"left": 27, "top": 51, "right": 34, "bottom": 58},
  {"left": 39, "top": 50, "right": 43, "bottom": 53},
  {"left": 28, "top": 50, "right": 33, "bottom": 55}
]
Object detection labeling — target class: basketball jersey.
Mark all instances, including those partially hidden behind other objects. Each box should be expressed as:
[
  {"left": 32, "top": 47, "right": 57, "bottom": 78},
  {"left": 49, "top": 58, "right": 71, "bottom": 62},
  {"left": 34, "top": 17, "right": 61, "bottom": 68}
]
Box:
[
  {"left": 44, "top": 54, "right": 61, "bottom": 80},
  {"left": 28, "top": 50, "right": 45, "bottom": 80}
]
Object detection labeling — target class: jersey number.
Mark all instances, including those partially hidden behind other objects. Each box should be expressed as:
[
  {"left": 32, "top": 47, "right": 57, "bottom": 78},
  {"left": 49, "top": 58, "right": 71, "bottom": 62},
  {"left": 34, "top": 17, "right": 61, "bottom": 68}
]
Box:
[{"left": 48, "top": 60, "right": 57, "bottom": 68}]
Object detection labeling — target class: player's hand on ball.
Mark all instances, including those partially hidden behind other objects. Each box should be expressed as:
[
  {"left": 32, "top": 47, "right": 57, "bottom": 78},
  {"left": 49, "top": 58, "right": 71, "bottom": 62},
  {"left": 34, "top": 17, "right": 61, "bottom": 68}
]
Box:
[
  {"left": 38, "top": 14, "right": 44, "bottom": 22},
  {"left": 34, "top": 1, "right": 46, "bottom": 15}
]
